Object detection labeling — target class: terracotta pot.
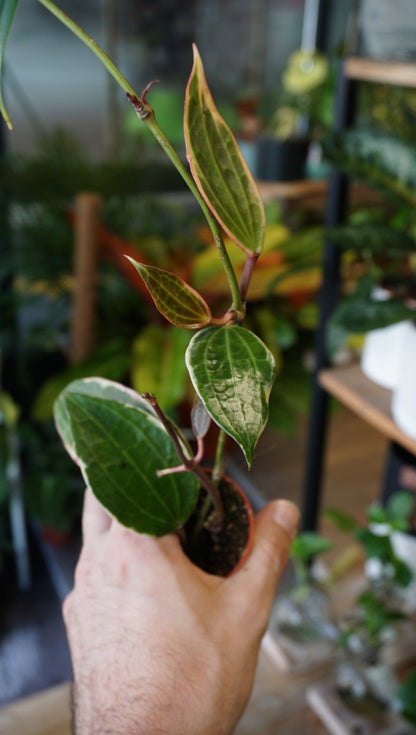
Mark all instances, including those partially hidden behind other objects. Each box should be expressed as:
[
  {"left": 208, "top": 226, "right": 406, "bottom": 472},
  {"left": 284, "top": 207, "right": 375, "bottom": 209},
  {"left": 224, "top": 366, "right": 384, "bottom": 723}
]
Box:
[{"left": 181, "top": 469, "right": 254, "bottom": 577}]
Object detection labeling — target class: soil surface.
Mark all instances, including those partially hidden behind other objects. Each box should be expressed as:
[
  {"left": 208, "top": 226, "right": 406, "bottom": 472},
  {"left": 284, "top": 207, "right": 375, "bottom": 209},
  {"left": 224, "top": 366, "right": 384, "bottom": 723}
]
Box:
[{"left": 181, "top": 475, "right": 251, "bottom": 577}]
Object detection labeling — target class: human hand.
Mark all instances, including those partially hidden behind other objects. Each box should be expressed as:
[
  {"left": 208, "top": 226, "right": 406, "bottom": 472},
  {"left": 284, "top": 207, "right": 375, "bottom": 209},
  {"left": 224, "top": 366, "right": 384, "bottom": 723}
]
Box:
[{"left": 63, "top": 488, "right": 299, "bottom": 735}]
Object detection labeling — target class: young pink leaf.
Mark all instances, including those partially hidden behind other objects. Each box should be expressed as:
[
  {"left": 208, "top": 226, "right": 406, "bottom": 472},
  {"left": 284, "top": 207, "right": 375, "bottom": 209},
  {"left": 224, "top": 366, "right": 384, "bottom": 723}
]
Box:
[
  {"left": 184, "top": 44, "right": 265, "bottom": 256},
  {"left": 126, "top": 257, "right": 212, "bottom": 329}
]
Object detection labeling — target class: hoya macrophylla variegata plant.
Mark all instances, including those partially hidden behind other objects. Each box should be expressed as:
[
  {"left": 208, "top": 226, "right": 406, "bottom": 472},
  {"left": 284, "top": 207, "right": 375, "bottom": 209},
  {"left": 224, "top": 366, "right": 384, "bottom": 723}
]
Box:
[{"left": 1, "top": 4, "right": 276, "bottom": 556}]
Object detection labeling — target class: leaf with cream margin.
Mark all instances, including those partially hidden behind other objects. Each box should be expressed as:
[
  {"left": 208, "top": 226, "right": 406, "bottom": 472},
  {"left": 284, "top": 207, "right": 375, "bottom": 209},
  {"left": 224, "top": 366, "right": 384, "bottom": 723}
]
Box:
[
  {"left": 184, "top": 44, "right": 265, "bottom": 255},
  {"left": 54, "top": 378, "right": 198, "bottom": 536},
  {"left": 54, "top": 377, "right": 155, "bottom": 464}
]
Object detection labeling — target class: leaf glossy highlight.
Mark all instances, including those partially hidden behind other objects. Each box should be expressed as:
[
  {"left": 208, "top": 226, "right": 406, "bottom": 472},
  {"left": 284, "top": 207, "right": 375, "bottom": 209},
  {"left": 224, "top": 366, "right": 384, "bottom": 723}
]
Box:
[{"left": 186, "top": 326, "right": 275, "bottom": 466}]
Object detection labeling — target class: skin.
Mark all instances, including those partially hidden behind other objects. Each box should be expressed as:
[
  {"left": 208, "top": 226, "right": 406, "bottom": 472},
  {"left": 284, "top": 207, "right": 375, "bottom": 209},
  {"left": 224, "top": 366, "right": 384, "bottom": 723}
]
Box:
[{"left": 63, "top": 488, "right": 300, "bottom": 735}]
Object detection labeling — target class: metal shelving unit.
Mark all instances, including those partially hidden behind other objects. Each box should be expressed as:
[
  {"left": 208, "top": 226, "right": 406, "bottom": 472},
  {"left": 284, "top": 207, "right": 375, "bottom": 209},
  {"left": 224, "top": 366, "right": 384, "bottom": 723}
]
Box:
[{"left": 301, "top": 58, "right": 416, "bottom": 531}]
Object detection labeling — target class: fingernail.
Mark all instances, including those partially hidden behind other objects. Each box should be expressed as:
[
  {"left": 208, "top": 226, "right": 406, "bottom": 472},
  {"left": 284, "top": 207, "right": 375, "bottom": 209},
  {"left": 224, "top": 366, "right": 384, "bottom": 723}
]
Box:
[{"left": 273, "top": 500, "right": 300, "bottom": 540}]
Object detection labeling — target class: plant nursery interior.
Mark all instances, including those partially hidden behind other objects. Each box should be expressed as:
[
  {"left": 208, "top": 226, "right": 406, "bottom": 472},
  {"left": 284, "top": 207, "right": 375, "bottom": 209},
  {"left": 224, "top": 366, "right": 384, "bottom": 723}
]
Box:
[{"left": 2, "top": 0, "right": 416, "bottom": 733}]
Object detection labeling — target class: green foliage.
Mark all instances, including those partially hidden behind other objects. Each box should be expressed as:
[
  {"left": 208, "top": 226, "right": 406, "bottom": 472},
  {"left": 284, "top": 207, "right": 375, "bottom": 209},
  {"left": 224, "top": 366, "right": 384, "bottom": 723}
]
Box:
[
  {"left": 325, "top": 507, "right": 358, "bottom": 533},
  {"left": 291, "top": 532, "right": 332, "bottom": 564},
  {"left": 396, "top": 670, "right": 416, "bottom": 726},
  {"left": 0, "top": 129, "right": 185, "bottom": 205},
  {"left": 32, "top": 339, "right": 132, "bottom": 421},
  {"left": 127, "top": 259, "right": 212, "bottom": 329},
  {"left": 22, "top": 419, "right": 84, "bottom": 532},
  {"left": 131, "top": 325, "right": 191, "bottom": 413},
  {"left": 327, "top": 223, "right": 416, "bottom": 257},
  {"left": 184, "top": 45, "right": 265, "bottom": 256},
  {"left": 356, "top": 589, "right": 406, "bottom": 644},
  {"left": 327, "top": 494, "right": 414, "bottom": 589},
  {"left": 3, "top": 4, "right": 278, "bottom": 547},
  {"left": 322, "top": 130, "right": 416, "bottom": 207},
  {"left": 326, "top": 275, "right": 415, "bottom": 357},
  {"left": 55, "top": 380, "right": 198, "bottom": 536},
  {"left": 186, "top": 326, "right": 275, "bottom": 467}
]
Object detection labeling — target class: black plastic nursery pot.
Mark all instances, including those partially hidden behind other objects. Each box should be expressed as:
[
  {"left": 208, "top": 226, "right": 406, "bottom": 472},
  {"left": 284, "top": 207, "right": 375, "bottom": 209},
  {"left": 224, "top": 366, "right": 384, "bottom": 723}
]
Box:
[
  {"left": 256, "top": 135, "right": 309, "bottom": 182},
  {"left": 181, "top": 470, "right": 254, "bottom": 578}
]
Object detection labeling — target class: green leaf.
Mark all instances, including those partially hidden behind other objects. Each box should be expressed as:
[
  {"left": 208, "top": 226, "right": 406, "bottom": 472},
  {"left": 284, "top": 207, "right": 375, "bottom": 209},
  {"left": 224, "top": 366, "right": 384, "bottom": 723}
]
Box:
[
  {"left": 126, "top": 257, "right": 212, "bottom": 329},
  {"left": 290, "top": 532, "right": 332, "bottom": 564},
  {"left": 366, "top": 504, "right": 388, "bottom": 525},
  {"left": 327, "top": 274, "right": 416, "bottom": 357},
  {"left": 55, "top": 389, "right": 198, "bottom": 536},
  {"left": 184, "top": 44, "right": 265, "bottom": 255},
  {"left": 322, "top": 129, "right": 416, "bottom": 207},
  {"left": 54, "top": 377, "right": 154, "bottom": 464},
  {"left": 327, "top": 223, "right": 416, "bottom": 256},
  {"left": 0, "top": 0, "right": 19, "bottom": 129},
  {"left": 325, "top": 507, "right": 358, "bottom": 533},
  {"left": 396, "top": 671, "right": 416, "bottom": 726},
  {"left": 386, "top": 490, "right": 414, "bottom": 524},
  {"left": 355, "top": 527, "right": 392, "bottom": 562},
  {"left": 186, "top": 326, "right": 275, "bottom": 466},
  {"left": 392, "top": 557, "right": 413, "bottom": 588}
]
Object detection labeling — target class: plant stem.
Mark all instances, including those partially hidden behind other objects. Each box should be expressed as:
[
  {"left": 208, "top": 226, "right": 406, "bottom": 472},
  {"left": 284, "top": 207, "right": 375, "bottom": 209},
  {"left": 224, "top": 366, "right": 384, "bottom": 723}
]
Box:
[
  {"left": 143, "top": 394, "right": 224, "bottom": 528},
  {"left": 239, "top": 254, "right": 259, "bottom": 302},
  {"left": 128, "top": 96, "right": 243, "bottom": 312},
  {"left": 38, "top": 0, "right": 243, "bottom": 310},
  {"left": 37, "top": 0, "right": 137, "bottom": 97},
  {"left": 212, "top": 429, "right": 227, "bottom": 485}
]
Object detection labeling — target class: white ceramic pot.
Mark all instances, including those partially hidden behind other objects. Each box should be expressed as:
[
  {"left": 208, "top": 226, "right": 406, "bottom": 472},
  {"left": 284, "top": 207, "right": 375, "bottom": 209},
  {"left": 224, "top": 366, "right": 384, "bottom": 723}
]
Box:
[
  {"left": 391, "top": 321, "right": 416, "bottom": 439},
  {"left": 361, "top": 320, "right": 410, "bottom": 390}
]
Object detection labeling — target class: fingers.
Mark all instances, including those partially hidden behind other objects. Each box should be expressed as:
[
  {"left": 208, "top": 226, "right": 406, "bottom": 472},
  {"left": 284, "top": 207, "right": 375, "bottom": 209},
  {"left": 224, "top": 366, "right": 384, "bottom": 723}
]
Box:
[
  {"left": 230, "top": 499, "right": 299, "bottom": 623},
  {"left": 82, "top": 487, "right": 112, "bottom": 543}
]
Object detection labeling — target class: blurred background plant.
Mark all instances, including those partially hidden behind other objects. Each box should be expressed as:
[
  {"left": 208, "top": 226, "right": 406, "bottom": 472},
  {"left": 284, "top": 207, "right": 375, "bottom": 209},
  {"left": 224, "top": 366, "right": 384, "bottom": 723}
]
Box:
[
  {"left": 265, "top": 48, "right": 333, "bottom": 143},
  {"left": 0, "top": 123, "right": 329, "bottom": 538},
  {"left": 321, "top": 128, "right": 416, "bottom": 359}
]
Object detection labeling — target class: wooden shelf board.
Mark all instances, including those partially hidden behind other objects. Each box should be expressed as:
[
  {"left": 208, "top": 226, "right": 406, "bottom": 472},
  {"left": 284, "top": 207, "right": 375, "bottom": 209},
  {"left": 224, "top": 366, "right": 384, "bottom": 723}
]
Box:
[
  {"left": 318, "top": 363, "right": 416, "bottom": 457},
  {"left": 258, "top": 179, "right": 381, "bottom": 210},
  {"left": 345, "top": 57, "right": 416, "bottom": 88}
]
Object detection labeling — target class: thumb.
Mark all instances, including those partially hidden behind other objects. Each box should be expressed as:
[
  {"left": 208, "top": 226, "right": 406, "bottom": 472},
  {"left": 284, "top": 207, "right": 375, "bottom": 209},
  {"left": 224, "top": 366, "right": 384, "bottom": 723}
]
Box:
[{"left": 237, "top": 499, "right": 300, "bottom": 619}]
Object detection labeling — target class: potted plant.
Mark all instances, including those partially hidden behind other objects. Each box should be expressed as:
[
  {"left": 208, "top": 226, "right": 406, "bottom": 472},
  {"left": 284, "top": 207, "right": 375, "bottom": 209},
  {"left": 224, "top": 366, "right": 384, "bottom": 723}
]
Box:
[
  {"left": 1, "top": 2, "right": 278, "bottom": 577},
  {"left": 323, "top": 128, "right": 416, "bottom": 386},
  {"left": 307, "top": 495, "right": 415, "bottom": 733},
  {"left": 257, "top": 49, "right": 331, "bottom": 182},
  {"left": 263, "top": 530, "right": 337, "bottom": 671}
]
